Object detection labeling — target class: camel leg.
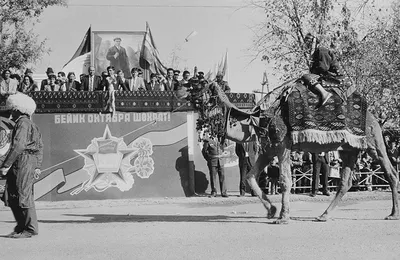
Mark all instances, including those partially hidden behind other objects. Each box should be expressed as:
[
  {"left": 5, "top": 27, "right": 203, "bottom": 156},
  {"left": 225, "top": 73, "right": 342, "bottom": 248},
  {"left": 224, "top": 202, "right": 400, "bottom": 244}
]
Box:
[
  {"left": 246, "top": 152, "right": 277, "bottom": 219},
  {"left": 377, "top": 155, "right": 399, "bottom": 219},
  {"left": 368, "top": 148, "right": 399, "bottom": 219},
  {"left": 273, "top": 146, "right": 292, "bottom": 224},
  {"left": 366, "top": 117, "right": 399, "bottom": 219},
  {"left": 367, "top": 113, "right": 399, "bottom": 219},
  {"left": 316, "top": 150, "right": 357, "bottom": 222}
]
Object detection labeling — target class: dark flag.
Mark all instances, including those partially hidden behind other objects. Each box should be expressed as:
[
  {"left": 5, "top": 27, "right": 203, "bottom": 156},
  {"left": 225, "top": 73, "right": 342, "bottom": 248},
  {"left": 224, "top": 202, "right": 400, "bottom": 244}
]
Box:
[{"left": 62, "top": 27, "right": 91, "bottom": 75}]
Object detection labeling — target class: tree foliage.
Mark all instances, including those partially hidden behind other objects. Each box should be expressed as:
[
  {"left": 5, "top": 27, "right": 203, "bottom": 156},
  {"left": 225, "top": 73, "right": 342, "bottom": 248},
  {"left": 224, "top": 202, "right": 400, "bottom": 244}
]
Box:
[
  {"left": 0, "top": 0, "right": 67, "bottom": 72},
  {"left": 250, "top": 0, "right": 400, "bottom": 128}
]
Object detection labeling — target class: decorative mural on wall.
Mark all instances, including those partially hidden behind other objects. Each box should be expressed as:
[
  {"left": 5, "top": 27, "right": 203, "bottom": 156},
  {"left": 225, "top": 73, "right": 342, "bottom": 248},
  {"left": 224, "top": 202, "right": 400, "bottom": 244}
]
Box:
[
  {"left": 71, "top": 125, "right": 155, "bottom": 195},
  {"left": 0, "top": 120, "right": 13, "bottom": 195},
  {"left": 7, "top": 111, "right": 190, "bottom": 201}
]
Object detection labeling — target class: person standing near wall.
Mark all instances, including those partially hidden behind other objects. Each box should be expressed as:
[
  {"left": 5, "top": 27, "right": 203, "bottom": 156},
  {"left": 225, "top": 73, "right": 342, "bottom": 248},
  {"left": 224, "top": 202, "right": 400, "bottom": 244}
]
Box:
[
  {"left": 235, "top": 143, "right": 252, "bottom": 196},
  {"left": 201, "top": 130, "right": 228, "bottom": 198},
  {"left": 310, "top": 152, "right": 330, "bottom": 197},
  {"left": 0, "top": 93, "right": 43, "bottom": 239}
]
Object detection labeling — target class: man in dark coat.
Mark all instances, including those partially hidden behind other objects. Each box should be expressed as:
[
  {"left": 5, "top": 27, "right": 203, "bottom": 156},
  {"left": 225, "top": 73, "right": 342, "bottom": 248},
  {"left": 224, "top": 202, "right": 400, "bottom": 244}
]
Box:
[
  {"left": 235, "top": 142, "right": 258, "bottom": 196},
  {"left": 0, "top": 93, "right": 43, "bottom": 239},
  {"left": 201, "top": 131, "right": 228, "bottom": 197},
  {"left": 106, "top": 37, "right": 130, "bottom": 78},
  {"left": 81, "top": 66, "right": 102, "bottom": 91},
  {"left": 310, "top": 152, "right": 330, "bottom": 197},
  {"left": 302, "top": 33, "right": 343, "bottom": 108}
]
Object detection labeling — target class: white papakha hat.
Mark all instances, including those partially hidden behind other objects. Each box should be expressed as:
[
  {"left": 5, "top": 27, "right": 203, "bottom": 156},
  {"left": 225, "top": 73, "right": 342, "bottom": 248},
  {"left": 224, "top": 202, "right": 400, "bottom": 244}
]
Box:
[{"left": 6, "top": 93, "right": 37, "bottom": 116}]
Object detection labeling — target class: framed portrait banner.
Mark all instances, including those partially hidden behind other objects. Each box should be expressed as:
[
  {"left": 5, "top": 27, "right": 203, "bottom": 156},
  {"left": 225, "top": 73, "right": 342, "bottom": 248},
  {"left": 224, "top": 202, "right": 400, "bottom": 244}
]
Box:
[{"left": 92, "top": 31, "right": 146, "bottom": 78}]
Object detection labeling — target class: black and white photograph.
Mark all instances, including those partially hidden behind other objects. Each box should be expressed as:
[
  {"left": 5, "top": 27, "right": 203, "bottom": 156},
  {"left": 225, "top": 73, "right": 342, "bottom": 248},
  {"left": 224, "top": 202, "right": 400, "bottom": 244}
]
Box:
[{"left": 0, "top": 0, "right": 399, "bottom": 260}]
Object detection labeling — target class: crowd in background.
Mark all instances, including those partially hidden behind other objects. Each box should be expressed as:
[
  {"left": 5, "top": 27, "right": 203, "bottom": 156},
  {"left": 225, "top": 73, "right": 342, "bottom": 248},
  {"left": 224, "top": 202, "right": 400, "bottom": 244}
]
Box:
[
  {"left": 250, "top": 146, "right": 394, "bottom": 196},
  {"left": 0, "top": 65, "right": 231, "bottom": 96}
]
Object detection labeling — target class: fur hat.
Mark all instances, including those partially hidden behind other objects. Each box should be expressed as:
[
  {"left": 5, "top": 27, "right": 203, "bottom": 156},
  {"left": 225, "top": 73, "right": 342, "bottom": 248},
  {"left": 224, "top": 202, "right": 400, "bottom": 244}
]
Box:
[{"left": 6, "top": 93, "right": 37, "bottom": 116}]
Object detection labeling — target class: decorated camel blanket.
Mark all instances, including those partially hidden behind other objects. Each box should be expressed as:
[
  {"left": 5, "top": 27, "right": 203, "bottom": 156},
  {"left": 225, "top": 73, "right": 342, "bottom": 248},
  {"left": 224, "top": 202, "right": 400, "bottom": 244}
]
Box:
[{"left": 287, "top": 84, "right": 367, "bottom": 149}]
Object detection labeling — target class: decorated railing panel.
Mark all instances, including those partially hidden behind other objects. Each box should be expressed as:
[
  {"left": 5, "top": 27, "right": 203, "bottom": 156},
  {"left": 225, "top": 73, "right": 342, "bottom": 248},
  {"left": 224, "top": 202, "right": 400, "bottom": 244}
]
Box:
[{"left": 0, "top": 91, "right": 255, "bottom": 114}]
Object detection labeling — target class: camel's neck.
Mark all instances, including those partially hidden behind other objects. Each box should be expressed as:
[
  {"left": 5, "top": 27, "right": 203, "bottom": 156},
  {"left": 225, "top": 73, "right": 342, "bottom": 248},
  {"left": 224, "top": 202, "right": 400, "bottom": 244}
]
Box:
[{"left": 212, "top": 83, "right": 236, "bottom": 109}]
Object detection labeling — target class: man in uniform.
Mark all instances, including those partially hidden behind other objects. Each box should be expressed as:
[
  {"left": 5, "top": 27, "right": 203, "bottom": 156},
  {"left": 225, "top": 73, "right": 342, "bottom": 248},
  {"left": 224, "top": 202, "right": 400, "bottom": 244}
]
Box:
[
  {"left": 0, "top": 93, "right": 43, "bottom": 238},
  {"left": 201, "top": 130, "right": 228, "bottom": 198}
]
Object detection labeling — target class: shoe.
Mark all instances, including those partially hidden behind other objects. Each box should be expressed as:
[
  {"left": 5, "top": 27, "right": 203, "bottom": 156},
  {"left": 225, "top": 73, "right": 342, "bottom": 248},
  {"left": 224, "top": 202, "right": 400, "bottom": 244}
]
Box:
[
  {"left": 6, "top": 231, "right": 18, "bottom": 238},
  {"left": 322, "top": 191, "right": 331, "bottom": 196},
  {"left": 310, "top": 193, "right": 316, "bottom": 197},
  {"left": 315, "top": 93, "right": 332, "bottom": 109},
  {"left": 239, "top": 191, "right": 245, "bottom": 197},
  {"left": 221, "top": 193, "right": 229, "bottom": 198},
  {"left": 210, "top": 192, "right": 217, "bottom": 197},
  {"left": 10, "top": 231, "right": 32, "bottom": 239}
]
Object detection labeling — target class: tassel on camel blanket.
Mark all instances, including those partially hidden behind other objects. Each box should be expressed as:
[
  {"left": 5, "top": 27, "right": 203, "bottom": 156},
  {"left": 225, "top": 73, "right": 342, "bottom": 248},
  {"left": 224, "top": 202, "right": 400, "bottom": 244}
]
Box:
[{"left": 291, "top": 129, "right": 367, "bottom": 149}]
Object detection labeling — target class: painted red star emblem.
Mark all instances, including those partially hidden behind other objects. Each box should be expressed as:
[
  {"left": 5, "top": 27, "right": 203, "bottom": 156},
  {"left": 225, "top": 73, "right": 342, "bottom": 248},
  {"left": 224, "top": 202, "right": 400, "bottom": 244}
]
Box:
[{"left": 74, "top": 125, "right": 137, "bottom": 192}]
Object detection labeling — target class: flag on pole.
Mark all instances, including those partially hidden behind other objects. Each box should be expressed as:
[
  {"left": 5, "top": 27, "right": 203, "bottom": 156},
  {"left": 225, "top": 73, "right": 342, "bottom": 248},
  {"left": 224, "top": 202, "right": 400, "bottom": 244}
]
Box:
[
  {"left": 261, "top": 71, "right": 269, "bottom": 94},
  {"left": 216, "top": 50, "right": 228, "bottom": 76},
  {"left": 262, "top": 71, "right": 268, "bottom": 85},
  {"left": 140, "top": 22, "right": 167, "bottom": 80},
  {"left": 222, "top": 50, "right": 228, "bottom": 81},
  {"left": 218, "top": 54, "right": 224, "bottom": 75},
  {"left": 62, "top": 27, "right": 91, "bottom": 76},
  {"left": 205, "top": 69, "right": 213, "bottom": 81}
]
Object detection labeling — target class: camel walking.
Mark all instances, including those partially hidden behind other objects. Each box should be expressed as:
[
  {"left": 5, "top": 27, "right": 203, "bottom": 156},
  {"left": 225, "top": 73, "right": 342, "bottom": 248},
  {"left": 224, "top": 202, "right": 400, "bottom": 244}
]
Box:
[{"left": 198, "top": 82, "right": 399, "bottom": 224}]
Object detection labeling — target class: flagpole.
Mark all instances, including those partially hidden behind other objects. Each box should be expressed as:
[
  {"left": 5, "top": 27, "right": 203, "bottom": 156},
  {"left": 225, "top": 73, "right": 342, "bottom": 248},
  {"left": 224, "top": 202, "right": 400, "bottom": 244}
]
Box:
[
  {"left": 225, "top": 49, "right": 229, "bottom": 84},
  {"left": 261, "top": 71, "right": 268, "bottom": 100},
  {"left": 90, "top": 24, "right": 93, "bottom": 70}
]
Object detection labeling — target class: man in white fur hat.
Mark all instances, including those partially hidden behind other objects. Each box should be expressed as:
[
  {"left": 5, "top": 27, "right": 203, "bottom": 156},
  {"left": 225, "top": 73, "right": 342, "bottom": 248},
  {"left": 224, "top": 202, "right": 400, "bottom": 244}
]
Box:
[{"left": 0, "top": 93, "right": 43, "bottom": 239}]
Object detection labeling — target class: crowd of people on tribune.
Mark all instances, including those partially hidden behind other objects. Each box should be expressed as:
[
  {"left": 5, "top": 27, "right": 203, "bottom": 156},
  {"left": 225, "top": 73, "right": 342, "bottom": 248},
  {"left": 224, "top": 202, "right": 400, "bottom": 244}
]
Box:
[{"left": 0, "top": 66, "right": 231, "bottom": 96}]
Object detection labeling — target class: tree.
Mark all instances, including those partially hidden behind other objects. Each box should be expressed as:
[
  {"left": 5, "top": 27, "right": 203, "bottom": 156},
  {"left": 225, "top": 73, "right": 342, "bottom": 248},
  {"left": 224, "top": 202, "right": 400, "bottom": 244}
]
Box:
[
  {"left": 0, "top": 0, "right": 67, "bottom": 72},
  {"left": 250, "top": 0, "right": 400, "bottom": 128}
]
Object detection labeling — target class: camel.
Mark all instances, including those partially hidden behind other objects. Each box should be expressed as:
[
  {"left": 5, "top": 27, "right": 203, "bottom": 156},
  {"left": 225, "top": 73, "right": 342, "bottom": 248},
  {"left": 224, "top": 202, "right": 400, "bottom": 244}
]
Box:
[{"left": 196, "top": 81, "right": 399, "bottom": 224}]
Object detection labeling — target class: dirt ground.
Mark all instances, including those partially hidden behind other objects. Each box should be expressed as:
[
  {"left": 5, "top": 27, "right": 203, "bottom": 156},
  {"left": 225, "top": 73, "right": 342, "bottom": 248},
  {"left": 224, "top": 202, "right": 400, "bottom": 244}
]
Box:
[{"left": 1, "top": 191, "right": 399, "bottom": 260}]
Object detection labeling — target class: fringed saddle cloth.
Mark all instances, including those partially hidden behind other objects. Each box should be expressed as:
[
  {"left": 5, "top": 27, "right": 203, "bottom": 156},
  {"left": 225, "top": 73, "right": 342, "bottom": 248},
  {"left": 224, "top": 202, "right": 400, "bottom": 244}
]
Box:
[{"left": 287, "top": 84, "right": 367, "bottom": 149}]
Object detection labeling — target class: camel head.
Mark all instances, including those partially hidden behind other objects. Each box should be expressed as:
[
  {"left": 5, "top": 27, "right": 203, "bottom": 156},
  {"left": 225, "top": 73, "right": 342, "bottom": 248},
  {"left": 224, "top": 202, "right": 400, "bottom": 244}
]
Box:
[
  {"left": 186, "top": 81, "right": 288, "bottom": 147},
  {"left": 225, "top": 109, "right": 256, "bottom": 143}
]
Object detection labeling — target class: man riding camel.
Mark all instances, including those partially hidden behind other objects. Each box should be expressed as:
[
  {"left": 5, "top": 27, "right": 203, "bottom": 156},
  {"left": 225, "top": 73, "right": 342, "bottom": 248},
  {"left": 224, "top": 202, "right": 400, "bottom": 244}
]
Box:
[{"left": 301, "top": 33, "right": 343, "bottom": 108}]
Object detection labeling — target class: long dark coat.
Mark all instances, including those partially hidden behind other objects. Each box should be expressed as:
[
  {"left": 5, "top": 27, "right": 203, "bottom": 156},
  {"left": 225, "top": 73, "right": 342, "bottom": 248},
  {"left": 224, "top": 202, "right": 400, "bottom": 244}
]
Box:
[
  {"left": 1, "top": 115, "right": 43, "bottom": 208},
  {"left": 106, "top": 46, "right": 130, "bottom": 78}
]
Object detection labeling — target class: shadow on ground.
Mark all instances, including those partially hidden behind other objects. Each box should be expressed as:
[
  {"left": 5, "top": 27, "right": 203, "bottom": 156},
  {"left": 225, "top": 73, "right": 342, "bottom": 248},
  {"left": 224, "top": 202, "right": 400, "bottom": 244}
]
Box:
[
  {"left": 35, "top": 214, "right": 388, "bottom": 224},
  {"left": 36, "top": 214, "right": 273, "bottom": 224}
]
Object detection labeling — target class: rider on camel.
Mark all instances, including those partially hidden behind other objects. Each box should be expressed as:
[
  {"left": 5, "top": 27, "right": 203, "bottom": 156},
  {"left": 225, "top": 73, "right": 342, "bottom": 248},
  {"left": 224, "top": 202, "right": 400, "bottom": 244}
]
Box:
[{"left": 301, "top": 33, "right": 343, "bottom": 108}]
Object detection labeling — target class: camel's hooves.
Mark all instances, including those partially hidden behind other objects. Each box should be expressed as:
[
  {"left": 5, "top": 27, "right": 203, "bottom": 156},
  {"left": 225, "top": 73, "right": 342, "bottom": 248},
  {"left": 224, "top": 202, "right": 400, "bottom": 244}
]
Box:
[
  {"left": 314, "top": 215, "right": 328, "bottom": 222},
  {"left": 385, "top": 215, "right": 400, "bottom": 220},
  {"left": 272, "top": 219, "right": 289, "bottom": 225},
  {"left": 267, "top": 206, "right": 277, "bottom": 219}
]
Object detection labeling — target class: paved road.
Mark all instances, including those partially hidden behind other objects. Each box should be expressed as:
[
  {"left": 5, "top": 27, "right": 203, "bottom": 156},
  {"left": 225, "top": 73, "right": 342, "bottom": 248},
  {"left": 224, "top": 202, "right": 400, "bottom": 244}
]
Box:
[{"left": 1, "top": 192, "right": 399, "bottom": 260}]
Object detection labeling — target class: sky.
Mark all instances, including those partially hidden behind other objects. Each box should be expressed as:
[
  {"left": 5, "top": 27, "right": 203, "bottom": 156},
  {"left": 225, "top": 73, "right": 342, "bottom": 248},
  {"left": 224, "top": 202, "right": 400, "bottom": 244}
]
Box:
[
  {"left": 32, "top": 0, "right": 395, "bottom": 95},
  {"left": 33, "top": 0, "right": 271, "bottom": 95}
]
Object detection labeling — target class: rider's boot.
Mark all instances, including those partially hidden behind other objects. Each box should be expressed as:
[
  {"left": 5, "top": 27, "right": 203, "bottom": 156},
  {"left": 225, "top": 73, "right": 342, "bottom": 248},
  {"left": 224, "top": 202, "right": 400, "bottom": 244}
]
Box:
[{"left": 312, "top": 84, "right": 332, "bottom": 109}]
